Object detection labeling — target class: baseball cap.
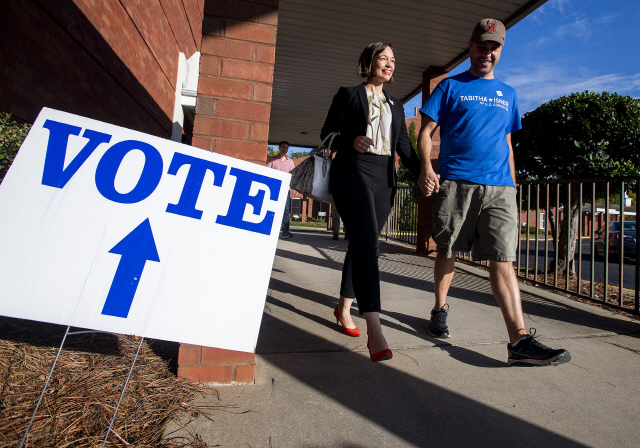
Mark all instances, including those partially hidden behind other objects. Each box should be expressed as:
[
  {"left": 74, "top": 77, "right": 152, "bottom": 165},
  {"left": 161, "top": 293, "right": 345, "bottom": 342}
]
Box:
[{"left": 470, "top": 18, "right": 505, "bottom": 45}]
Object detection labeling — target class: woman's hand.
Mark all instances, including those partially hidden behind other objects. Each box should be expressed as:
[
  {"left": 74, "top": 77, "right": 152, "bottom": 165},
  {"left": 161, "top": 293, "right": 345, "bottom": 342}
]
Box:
[
  {"left": 353, "top": 136, "right": 374, "bottom": 153},
  {"left": 418, "top": 168, "right": 440, "bottom": 197}
]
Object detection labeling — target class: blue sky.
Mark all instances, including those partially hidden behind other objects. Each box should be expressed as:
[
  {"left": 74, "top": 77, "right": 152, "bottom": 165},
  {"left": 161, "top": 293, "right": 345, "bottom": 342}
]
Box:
[{"left": 404, "top": 0, "right": 640, "bottom": 117}]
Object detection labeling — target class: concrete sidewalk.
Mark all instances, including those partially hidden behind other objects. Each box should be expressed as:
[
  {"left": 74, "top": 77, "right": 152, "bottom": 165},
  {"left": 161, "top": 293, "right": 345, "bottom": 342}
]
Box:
[{"left": 169, "top": 227, "right": 640, "bottom": 447}]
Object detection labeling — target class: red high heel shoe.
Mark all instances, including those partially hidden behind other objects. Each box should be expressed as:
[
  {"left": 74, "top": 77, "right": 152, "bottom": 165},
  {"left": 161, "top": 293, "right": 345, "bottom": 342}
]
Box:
[
  {"left": 367, "top": 340, "right": 393, "bottom": 362},
  {"left": 333, "top": 306, "right": 361, "bottom": 337}
]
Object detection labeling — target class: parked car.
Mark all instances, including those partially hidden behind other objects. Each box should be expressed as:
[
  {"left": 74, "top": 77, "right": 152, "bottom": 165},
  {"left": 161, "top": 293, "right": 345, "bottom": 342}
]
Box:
[{"left": 595, "top": 221, "right": 637, "bottom": 260}]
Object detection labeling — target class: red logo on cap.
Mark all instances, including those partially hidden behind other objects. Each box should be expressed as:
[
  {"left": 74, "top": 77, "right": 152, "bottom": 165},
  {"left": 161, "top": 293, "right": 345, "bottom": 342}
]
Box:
[{"left": 486, "top": 23, "right": 497, "bottom": 32}]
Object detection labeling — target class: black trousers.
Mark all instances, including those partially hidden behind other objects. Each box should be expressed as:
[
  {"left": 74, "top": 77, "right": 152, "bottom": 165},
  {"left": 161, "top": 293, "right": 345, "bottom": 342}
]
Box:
[{"left": 330, "top": 154, "right": 394, "bottom": 313}]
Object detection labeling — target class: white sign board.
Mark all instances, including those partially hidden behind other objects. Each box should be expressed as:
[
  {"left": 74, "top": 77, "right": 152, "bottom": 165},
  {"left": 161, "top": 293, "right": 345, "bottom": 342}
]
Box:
[{"left": 0, "top": 108, "right": 290, "bottom": 353}]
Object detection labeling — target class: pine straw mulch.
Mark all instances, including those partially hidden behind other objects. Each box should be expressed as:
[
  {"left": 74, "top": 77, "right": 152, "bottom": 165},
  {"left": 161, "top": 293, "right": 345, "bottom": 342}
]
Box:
[
  {"left": 515, "top": 270, "right": 639, "bottom": 320},
  {"left": 0, "top": 318, "right": 225, "bottom": 448}
]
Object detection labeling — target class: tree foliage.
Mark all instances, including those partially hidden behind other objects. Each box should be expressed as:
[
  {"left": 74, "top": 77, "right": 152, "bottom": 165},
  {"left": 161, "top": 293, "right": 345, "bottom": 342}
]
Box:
[
  {"left": 0, "top": 113, "right": 31, "bottom": 183},
  {"left": 408, "top": 121, "right": 418, "bottom": 152},
  {"left": 513, "top": 91, "right": 640, "bottom": 276},
  {"left": 290, "top": 151, "right": 309, "bottom": 159},
  {"left": 397, "top": 121, "right": 419, "bottom": 186},
  {"left": 266, "top": 145, "right": 278, "bottom": 159},
  {"left": 513, "top": 91, "right": 640, "bottom": 180}
]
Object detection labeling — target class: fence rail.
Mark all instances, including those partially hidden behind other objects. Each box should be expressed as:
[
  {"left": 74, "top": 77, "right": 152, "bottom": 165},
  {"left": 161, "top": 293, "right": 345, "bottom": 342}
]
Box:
[
  {"left": 382, "top": 186, "right": 418, "bottom": 246},
  {"left": 385, "top": 179, "right": 640, "bottom": 315}
]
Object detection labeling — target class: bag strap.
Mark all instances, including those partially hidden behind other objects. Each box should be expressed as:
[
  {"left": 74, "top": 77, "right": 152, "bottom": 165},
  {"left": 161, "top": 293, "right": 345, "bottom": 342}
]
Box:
[
  {"left": 309, "top": 132, "right": 338, "bottom": 165},
  {"left": 310, "top": 132, "right": 338, "bottom": 158}
]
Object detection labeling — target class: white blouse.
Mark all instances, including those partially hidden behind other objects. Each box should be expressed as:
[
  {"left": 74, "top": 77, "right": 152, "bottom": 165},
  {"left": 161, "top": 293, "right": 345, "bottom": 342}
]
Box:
[{"left": 365, "top": 91, "right": 392, "bottom": 156}]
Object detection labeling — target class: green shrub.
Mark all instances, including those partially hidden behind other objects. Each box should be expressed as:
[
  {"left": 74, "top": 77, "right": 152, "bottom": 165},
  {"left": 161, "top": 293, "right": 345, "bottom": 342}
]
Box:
[
  {"left": 0, "top": 113, "right": 31, "bottom": 183},
  {"left": 520, "top": 225, "right": 549, "bottom": 236}
]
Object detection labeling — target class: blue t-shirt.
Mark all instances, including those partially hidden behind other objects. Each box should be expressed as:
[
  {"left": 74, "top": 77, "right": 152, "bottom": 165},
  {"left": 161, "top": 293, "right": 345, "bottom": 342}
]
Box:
[{"left": 420, "top": 71, "right": 521, "bottom": 187}]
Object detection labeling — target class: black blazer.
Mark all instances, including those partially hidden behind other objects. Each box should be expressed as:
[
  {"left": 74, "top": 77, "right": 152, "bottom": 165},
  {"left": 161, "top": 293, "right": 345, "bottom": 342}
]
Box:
[{"left": 320, "top": 83, "right": 421, "bottom": 186}]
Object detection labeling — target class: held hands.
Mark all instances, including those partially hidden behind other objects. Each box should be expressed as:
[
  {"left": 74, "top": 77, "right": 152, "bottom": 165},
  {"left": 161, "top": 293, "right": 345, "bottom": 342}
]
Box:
[
  {"left": 418, "top": 168, "right": 440, "bottom": 197},
  {"left": 353, "top": 136, "right": 374, "bottom": 153}
]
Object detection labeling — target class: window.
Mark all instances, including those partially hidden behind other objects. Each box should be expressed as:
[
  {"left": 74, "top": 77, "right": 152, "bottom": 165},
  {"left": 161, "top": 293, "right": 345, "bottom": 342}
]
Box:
[{"left": 291, "top": 198, "right": 301, "bottom": 218}]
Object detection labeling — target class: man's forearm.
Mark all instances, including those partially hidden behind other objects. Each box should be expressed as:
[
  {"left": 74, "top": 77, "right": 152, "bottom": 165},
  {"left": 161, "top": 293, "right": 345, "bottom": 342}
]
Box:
[
  {"left": 419, "top": 137, "right": 432, "bottom": 170},
  {"left": 418, "top": 117, "right": 438, "bottom": 173},
  {"left": 418, "top": 132, "right": 435, "bottom": 173}
]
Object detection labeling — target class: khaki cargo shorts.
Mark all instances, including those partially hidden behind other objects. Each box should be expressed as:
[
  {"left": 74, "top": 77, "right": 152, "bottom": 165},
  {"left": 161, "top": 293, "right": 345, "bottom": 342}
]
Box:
[{"left": 432, "top": 179, "right": 518, "bottom": 261}]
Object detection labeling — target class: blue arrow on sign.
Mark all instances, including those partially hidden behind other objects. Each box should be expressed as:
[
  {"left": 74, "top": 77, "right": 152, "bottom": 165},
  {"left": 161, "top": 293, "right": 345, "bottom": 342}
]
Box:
[{"left": 101, "top": 218, "right": 160, "bottom": 318}]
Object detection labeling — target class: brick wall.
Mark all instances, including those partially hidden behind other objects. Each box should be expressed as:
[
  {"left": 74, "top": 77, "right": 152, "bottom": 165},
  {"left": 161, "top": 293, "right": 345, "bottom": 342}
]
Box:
[
  {"left": 0, "top": 0, "right": 203, "bottom": 137},
  {"left": 192, "top": 0, "right": 278, "bottom": 164},
  {"left": 178, "top": 344, "right": 256, "bottom": 385},
  {"left": 179, "top": 0, "right": 280, "bottom": 385}
]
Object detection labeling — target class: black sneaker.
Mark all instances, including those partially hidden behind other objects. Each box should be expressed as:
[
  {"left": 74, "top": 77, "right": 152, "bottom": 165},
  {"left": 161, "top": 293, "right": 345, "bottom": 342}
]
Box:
[
  {"left": 428, "top": 304, "right": 450, "bottom": 338},
  {"left": 280, "top": 233, "right": 293, "bottom": 239},
  {"left": 507, "top": 329, "right": 571, "bottom": 366},
  {"left": 332, "top": 234, "right": 339, "bottom": 240}
]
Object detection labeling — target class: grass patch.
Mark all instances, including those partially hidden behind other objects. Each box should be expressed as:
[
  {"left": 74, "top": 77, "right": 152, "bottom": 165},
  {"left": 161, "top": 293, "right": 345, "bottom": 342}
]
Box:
[{"left": 290, "top": 220, "right": 327, "bottom": 228}]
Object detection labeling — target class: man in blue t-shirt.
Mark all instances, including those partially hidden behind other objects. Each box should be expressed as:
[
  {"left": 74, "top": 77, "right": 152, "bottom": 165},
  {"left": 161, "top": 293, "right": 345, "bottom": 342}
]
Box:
[{"left": 417, "top": 18, "right": 570, "bottom": 367}]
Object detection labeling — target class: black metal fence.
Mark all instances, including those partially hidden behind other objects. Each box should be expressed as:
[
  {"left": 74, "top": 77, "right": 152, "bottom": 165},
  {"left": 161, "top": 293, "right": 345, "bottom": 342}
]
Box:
[
  {"left": 384, "top": 180, "right": 640, "bottom": 315},
  {"left": 382, "top": 186, "right": 419, "bottom": 246},
  {"left": 459, "top": 178, "right": 639, "bottom": 315}
]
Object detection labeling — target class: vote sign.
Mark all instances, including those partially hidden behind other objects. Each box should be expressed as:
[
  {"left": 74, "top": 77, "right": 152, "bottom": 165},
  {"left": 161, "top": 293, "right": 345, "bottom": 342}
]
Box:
[{"left": 0, "top": 108, "right": 290, "bottom": 353}]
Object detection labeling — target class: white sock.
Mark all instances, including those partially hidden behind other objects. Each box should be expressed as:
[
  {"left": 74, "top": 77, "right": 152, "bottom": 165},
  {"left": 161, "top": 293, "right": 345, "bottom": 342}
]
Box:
[{"left": 509, "top": 335, "right": 527, "bottom": 347}]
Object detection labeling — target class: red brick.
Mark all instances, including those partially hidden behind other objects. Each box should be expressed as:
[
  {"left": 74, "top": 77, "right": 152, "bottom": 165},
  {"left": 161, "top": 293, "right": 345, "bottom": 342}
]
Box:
[
  {"left": 257, "top": 7, "right": 278, "bottom": 26},
  {"left": 201, "top": 347, "right": 255, "bottom": 364},
  {"left": 196, "top": 96, "right": 217, "bottom": 116},
  {"left": 222, "top": 59, "right": 273, "bottom": 83},
  {"left": 177, "top": 344, "right": 200, "bottom": 366},
  {"left": 210, "top": 119, "right": 248, "bottom": 139},
  {"left": 215, "top": 139, "right": 267, "bottom": 161},
  {"left": 199, "top": 77, "right": 252, "bottom": 99},
  {"left": 256, "top": 45, "right": 275, "bottom": 64},
  {"left": 236, "top": 365, "right": 255, "bottom": 384},
  {"left": 218, "top": 98, "right": 271, "bottom": 122},
  {"left": 191, "top": 136, "right": 213, "bottom": 151},
  {"left": 193, "top": 116, "right": 213, "bottom": 134},
  {"left": 160, "top": 0, "right": 198, "bottom": 56},
  {"left": 199, "top": 55, "right": 220, "bottom": 76},
  {"left": 204, "top": 0, "right": 260, "bottom": 22},
  {"left": 225, "top": 20, "right": 277, "bottom": 44},
  {"left": 252, "top": 83, "right": 272, "bottom": 102},
  {"left": 0, "top": 0, "right": 188, "bottom": 137},
  {"left": 178, "top": 365, "right": 233, "bottom": 384},
  {"left": 201, "top": 37, "right": 254, "bottom": 60},
  {"left": 250, "top": 122, "right": 269, "bottom": 141}
]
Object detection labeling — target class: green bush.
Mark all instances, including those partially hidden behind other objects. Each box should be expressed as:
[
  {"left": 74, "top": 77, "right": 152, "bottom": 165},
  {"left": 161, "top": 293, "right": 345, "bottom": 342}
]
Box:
[
  {"left": 520, "top": 225, "right": 549, "bottom": 236},
  {"left": 0, "top": 113, "right": 31, "bottom": 183}
]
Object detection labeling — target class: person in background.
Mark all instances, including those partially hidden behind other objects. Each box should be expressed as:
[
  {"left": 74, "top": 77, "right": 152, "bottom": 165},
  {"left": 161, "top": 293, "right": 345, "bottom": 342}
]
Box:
[
  {"left": 267, "top": 141, "right": 295, "bottom": 238},
  {"left": 417, "top": 19, "right": 570, "bottom": 366},
  {"left": 321, "top": 42, "right": 420, "bottom": 362}
]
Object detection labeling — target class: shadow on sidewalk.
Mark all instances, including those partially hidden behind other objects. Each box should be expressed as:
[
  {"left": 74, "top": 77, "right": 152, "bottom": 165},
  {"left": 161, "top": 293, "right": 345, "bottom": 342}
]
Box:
[
  {"left": 263, "top": 277, "right": 505, "bottom": 368},
  {"left": 273, "top": 233, "right": 640, "bottom": 344},
  {"left": 258, "top": 314, "right": 587, "bottom": 447}
]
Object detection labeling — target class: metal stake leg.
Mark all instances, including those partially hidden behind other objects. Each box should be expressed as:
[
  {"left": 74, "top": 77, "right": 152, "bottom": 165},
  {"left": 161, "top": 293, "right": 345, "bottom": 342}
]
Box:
[{"left": 101, "top": 336, "right": 145, "bottom": 448}]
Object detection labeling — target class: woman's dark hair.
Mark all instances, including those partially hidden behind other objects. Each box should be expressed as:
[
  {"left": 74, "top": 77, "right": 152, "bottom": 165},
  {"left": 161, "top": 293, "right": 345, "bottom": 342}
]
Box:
[{"left": 358, "top": 42, "right": 394, "bottom": 84}]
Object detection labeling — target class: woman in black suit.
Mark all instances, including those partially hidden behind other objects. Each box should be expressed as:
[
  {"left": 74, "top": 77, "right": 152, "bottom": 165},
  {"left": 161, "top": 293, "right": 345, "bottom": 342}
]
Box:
[{"left": 321, "top": 42, "right": 420, "bottom": 362}]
